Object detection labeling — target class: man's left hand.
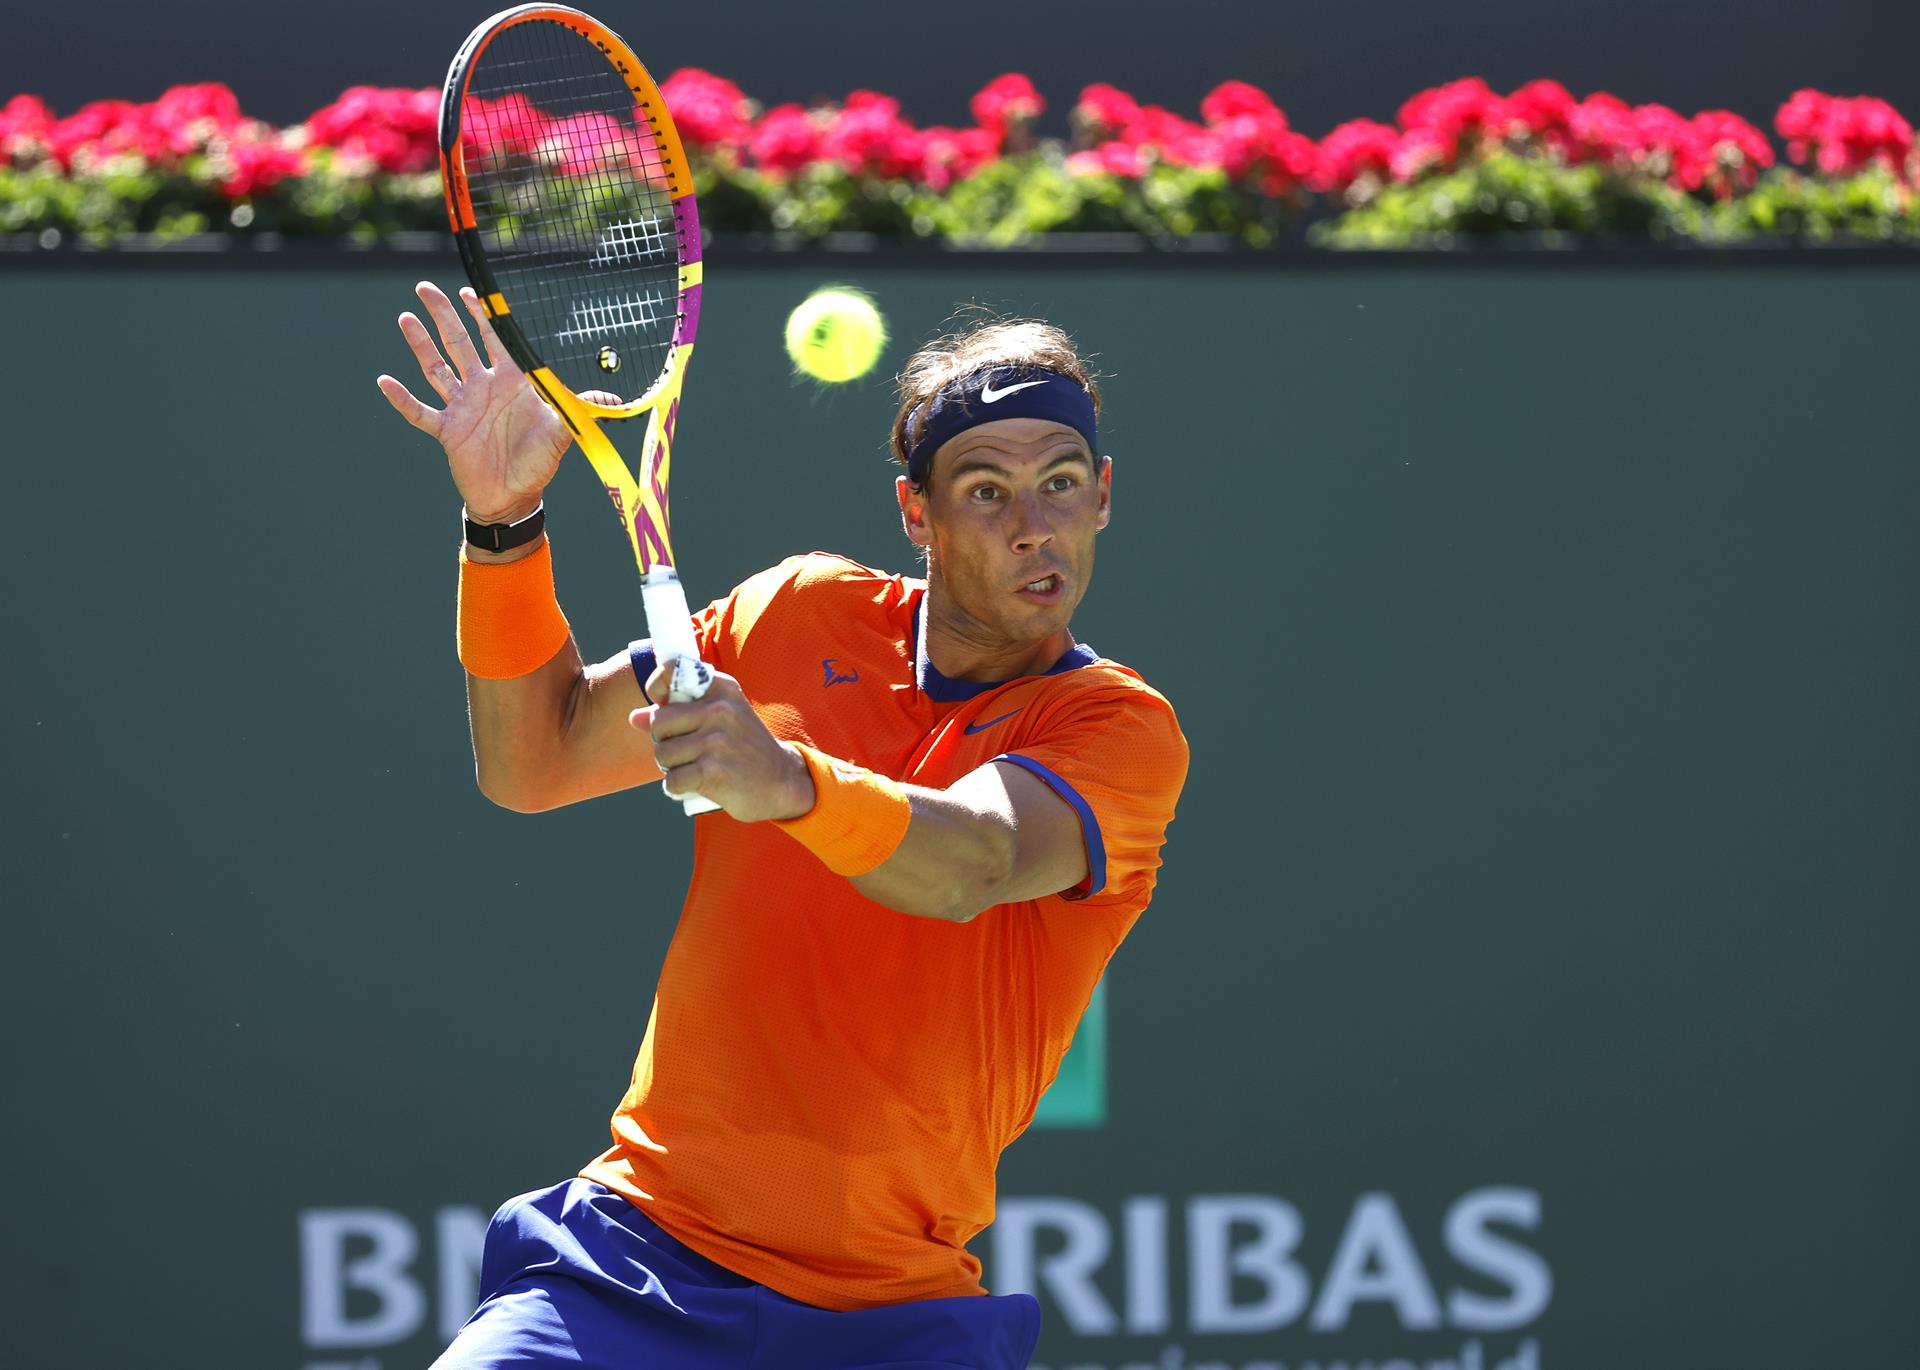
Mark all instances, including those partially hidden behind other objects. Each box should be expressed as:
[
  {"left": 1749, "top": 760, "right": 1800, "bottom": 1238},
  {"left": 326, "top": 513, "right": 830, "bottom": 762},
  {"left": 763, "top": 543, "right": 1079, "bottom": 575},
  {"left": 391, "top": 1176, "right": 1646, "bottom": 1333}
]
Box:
[{"left": 634, "top": 662, "right": 816, "bottom": 823}]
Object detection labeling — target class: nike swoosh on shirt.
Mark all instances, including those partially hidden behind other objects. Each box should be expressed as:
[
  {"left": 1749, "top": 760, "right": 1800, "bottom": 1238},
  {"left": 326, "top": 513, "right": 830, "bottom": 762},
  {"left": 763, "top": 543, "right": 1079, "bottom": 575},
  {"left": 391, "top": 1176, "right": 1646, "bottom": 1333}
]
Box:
[
  {"left": 980, "top": 378, "right": 1048, "bottom": 403},
  {"left": 963, "top": 708, "right": 1025, "bottom": 735}
]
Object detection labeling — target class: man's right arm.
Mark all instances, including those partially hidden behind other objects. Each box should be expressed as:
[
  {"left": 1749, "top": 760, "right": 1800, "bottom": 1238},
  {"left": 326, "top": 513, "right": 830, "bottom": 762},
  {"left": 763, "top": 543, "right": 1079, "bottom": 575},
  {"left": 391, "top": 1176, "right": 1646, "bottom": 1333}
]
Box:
[
  {"left": 465, "top": 537, "right": 664, "bottom": 813},
  {"left": 377, "top": 279, "right": 662, "bottom": 812}
]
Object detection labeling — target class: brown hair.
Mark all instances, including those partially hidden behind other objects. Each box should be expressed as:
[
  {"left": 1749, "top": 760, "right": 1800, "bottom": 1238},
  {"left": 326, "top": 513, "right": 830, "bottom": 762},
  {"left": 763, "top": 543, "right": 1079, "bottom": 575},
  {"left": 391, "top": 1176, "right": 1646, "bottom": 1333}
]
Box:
[{"left": 888, "top": 315, "right": 1101, "bottom": 486}]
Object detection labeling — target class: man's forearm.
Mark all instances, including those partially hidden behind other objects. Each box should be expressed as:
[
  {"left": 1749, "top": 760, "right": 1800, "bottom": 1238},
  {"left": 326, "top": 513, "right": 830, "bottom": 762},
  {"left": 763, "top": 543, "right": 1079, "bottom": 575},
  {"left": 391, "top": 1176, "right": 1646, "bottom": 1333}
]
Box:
[
  {"left": 847, "top": 785, "right": 1018, "bottom": 923},
  {"left": 463, "top": 532, "right": 583, "bottom": 811},
  {"left": 842, "top": 763, "right": 1088, "bottom": 923},
  {"left": 468, "top": 628, "right": 589, "bottom": 812}
]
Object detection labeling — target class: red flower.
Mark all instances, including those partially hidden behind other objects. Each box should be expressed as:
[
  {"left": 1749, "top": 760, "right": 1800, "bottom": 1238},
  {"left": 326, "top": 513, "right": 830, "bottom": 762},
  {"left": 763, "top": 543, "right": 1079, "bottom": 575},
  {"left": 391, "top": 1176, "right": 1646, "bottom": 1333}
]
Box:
[
  {"left": 971, "top": 73, "right": 1042, "bottom": 146},
  {"left": 1495, "top": 79, "right": 1577, "bottom": 156},
  {"left": 462, "top": 93, "right": 548, "bottom": 164},
  {"left": 918, "top": 125, "right": 996, "bottom": 190},
  {"left": 1679, "top": 110, "right": 1773, "bottom": 195},
  {"left": 1396, "top": 76, "right": 1500, "bottom": 163},
  {"left": 1, "top": 93, "right": 54, "bottom": 165},
  {"left": 1073, "top": 83, "right": 1142, "bottom": 143},
  {"left": 660, "top": 68, "right": 753, "bottom": 154},
  {"left": 1775, "top": 89, "right": 1828, "bottom": 149},
  {"left": 216, "top": 133, "right": 309, "bottom": 198},
  {"left": 748, "top": 103, "right": 822, "bottom": 176},
  {"left": 305, "top": 86, "right": 439, "bottom": 174},
  {"left": 538, "top": 113, "right": 641, "bottom": 179},
  {"left": 1124, "top": 105, "right": 1217, "bottom": 168},
  {"left": 46, "top": 99, "right": 139, "bottom": 170},
  {"left": 1389, "top": 127, "right": 1450, "bottom": 181},
  {"left": 151, "top": 82, "right": 245, "bottom": 150},
  {"left": 1315, "top": 118, "right": 1399, "bottom": 192},
  {"left": 1778, "top": 91, "right": 1914, "bottom": 176},
  {"left": 1066, "top": 140, "right": 1148, "bottom": 179},
  {"left": 820, "top": 92, "right": 921, "bottom": 178},
  {"left": 1201, "top": 80, "right": 1283, "bottom": 128}
]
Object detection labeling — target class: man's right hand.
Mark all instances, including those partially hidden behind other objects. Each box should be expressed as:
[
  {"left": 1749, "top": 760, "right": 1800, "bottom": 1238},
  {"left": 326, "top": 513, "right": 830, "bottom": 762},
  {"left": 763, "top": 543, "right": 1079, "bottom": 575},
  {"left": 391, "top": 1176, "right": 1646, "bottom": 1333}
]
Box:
[{"left": 376, "top": 280, "right": 569, "bottom": 526}]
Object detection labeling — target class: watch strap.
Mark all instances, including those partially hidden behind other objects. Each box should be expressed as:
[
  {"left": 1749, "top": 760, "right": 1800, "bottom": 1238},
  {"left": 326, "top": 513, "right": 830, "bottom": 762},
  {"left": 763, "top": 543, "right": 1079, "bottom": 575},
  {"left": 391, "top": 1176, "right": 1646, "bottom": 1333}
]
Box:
[{"left": 464, "top": 502, "right": 546, "bottom": 553}]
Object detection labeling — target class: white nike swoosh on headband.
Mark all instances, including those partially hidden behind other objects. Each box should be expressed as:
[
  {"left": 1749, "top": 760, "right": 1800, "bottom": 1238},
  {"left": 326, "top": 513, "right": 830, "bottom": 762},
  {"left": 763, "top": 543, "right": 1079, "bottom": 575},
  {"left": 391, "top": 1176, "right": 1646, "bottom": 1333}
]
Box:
[{"left": 980, "top": 378, "right": 1049, "bottom": 403}]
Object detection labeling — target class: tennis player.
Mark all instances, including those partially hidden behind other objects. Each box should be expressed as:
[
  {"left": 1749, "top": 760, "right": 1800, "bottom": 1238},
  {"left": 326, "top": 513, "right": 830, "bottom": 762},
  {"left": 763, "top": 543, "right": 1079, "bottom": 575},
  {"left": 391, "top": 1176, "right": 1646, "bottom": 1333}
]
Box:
[{"left": 382, "top": 283, "right": 1188, "bottom": 1370}]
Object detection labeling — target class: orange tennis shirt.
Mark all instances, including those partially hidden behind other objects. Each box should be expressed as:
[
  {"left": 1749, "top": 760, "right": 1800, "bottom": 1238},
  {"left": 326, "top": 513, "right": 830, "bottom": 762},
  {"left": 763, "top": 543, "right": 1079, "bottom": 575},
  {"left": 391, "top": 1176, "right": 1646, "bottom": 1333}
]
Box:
[{"left": 580, "top": 552, "right": 1189, "bottom": 1311}]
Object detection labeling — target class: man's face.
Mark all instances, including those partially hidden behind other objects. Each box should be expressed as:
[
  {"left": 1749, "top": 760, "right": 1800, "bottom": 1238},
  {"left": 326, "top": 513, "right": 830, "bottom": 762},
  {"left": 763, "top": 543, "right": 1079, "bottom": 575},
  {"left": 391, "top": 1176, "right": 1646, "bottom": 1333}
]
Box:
[{"left": 897, "top": 416, "right": 1112, "bottom": 646}]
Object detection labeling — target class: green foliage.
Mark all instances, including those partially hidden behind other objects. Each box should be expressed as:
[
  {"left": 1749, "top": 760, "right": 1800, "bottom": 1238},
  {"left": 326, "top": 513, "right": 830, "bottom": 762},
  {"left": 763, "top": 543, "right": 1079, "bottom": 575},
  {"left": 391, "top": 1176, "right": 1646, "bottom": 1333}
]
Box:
[
  {"left": 1703, "top": 167, "right": 1919, "bottom": 243},
  {"left": 5, "top": 142, "right": 1917, "bottom": 249},
  {"left": 1314, "top": 151, "right": 1706, "bottom": 247}
]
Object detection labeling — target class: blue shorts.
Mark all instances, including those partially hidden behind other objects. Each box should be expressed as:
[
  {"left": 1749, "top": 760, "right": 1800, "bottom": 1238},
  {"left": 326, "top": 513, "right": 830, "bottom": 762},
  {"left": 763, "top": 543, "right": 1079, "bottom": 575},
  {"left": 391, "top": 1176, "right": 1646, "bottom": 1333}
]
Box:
[{"left": 432, "top": 1179, "right": 1041, "bottom": 1370}]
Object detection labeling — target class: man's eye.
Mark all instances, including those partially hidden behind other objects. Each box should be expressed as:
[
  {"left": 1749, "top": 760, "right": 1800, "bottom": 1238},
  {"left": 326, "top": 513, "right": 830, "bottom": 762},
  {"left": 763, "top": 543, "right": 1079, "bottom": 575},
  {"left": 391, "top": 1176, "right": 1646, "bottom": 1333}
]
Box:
[
  {"left": 1046, "top": 474, "right": 1078, "bottom": 492},
  {"left": 971, "top": 485, "right": 1002, "bottom": 502}
]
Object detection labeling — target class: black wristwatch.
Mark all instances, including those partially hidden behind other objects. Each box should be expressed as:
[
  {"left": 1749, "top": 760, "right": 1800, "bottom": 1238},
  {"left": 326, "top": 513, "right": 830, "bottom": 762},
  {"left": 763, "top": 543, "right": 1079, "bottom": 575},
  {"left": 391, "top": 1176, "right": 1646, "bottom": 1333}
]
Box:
[{"left": 463, "top": 502, "right": 546, "bottom": 552}]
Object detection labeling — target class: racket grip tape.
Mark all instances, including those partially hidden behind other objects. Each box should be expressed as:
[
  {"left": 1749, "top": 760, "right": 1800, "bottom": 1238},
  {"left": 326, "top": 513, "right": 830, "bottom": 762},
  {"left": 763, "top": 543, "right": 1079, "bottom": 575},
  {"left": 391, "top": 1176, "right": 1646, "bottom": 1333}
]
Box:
[{"left": 640, "top": 568, "right": 721, "bottom": 817}]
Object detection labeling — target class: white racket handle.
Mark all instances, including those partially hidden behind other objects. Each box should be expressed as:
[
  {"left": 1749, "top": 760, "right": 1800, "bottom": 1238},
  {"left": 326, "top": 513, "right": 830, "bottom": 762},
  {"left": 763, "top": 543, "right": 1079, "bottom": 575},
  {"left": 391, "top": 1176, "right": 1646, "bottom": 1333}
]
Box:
[{"left": 640, "top": 568, "right": 720, "bottom": 817}]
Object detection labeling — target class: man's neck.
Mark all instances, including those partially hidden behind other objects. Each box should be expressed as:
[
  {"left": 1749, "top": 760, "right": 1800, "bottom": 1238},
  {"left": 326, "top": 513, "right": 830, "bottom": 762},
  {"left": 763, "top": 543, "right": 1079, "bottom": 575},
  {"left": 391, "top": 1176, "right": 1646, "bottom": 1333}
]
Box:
[{"left": 920, "top": 589, "right": 1074, "bottom": 684}]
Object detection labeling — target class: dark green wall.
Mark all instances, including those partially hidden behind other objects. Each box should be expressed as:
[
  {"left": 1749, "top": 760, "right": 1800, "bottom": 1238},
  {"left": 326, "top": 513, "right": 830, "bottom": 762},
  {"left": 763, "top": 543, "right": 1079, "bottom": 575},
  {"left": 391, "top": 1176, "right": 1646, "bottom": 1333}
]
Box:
[{"left": 3, "top": 261, "right": 1916, "bottom": 1370}]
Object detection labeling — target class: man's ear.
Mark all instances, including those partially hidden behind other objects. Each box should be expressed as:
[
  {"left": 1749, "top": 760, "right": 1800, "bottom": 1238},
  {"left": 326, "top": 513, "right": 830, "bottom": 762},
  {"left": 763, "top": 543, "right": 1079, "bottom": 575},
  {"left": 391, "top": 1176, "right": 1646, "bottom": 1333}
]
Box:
[
  {"left": 897, "top": 475, "right": 932, "bottom": 548},
  {"left": 1095, "top": 454, "right": 1112, "bottom": 532}
]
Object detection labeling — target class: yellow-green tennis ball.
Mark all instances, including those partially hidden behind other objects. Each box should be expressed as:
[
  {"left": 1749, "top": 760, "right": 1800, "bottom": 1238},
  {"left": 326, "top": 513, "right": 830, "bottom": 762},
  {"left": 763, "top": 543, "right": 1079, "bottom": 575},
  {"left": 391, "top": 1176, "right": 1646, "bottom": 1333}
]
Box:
[{"left": 785, "top": 287, "right": 887, "bottom": 383}]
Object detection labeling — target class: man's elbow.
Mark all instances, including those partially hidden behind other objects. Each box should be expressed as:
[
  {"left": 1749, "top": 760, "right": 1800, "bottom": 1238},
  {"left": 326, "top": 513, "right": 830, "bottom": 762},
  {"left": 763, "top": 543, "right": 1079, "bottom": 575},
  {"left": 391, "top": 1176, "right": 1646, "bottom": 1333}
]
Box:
[
  {"left": 938, "top": 827, "right": 1019, "bottom": 923},
  {"left": 474, "top": 763, "right": 556, "bottom": 814}
]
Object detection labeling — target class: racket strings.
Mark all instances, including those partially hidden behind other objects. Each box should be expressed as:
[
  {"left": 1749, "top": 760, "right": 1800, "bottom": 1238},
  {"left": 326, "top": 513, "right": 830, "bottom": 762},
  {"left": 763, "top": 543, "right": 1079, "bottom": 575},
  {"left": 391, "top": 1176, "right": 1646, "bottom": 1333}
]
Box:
[{"left": 461, "top": 18, "right": 681, "bottom": 400}]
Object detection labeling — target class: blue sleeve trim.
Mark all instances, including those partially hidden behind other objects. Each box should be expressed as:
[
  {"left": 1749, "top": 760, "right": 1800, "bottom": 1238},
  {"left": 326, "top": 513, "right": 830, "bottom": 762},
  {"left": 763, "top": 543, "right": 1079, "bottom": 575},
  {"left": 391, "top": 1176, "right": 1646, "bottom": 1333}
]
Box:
[
  {"left": 629, "top": 640, "right": 657, "bottom": 694},
  {"left": 993, "top": 753, "right": 1107, "bottom": 901}
]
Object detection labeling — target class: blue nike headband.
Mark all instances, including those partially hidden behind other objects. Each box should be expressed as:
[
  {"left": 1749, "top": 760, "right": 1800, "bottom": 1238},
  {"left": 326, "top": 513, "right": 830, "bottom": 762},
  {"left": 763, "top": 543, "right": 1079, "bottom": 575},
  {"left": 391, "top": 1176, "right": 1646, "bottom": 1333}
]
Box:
[{"left": 904, "top": 366, "right": 1098, "bottom": 486}]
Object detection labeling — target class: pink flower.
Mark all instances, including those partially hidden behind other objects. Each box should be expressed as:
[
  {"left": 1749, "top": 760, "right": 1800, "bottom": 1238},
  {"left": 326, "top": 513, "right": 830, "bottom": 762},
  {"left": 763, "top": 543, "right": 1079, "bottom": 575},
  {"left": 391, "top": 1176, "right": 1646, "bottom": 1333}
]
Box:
[
  {"left": 1680, "top": 110, "right": 1773, "bottom": 195},
  {"left": 748, "top": 103, "right": 822, "bottom": 176},
  {"left": 1780, "top": 91, "right": 1914, "bottom": 176},
  {"left": 660, "top": 68, "right": 753, "bottom": 153},
  {"left": 1495, "top": 79, "right": 1576, "bottom": 156},
  {"left": 1066, "top": 140, "right": 1148, "bottom": 179},
  {"left": 1201, "top": 80, "right": 1283, "bottom": 128},
  {"left": 1389, "top": 127, "right": 1450, "bottom": 181},
  {"left": 462, "top": 93, "right": 547, "bottom": 164},
  {"left": 0, "top": 93, "right": 52, "bottom": 165},
  {"left": 1126, "top": 105, "right": 1216, "bottom": 167},
  {"left": 1315, "top": 119, "right": 1399, "bottom": 192},
  {"left": 538, "top": 112, "right": 641, "bottom": 178},
  {"left": 46, "top": 99, "right": 139, "bottom": 169},
  {"left": 918, "top": 125, "right": 996, "bottom": 190},
  {"left": 820, "top": 91, "right": 921, "bottom": 178},
  {"left": 971, "top": 73, "right": 1042, "bottom": 146},
  {"left": 1567, "top": 92, "right": 1640, "bottom": 167},
  {"left": 1775, "top": 88, "right": 1828, "bottom": 149},
  {"left": 1255, "top": 127, "right": 1320, "bottom": 195},
  {"left": 216, "top": 133, "right": 309, "bottom": 198},
  {"left": 1074, "top": 83, "right": 1142, "bottom": 142},
  {"left": 1396, "top": 76, "right": 1500, "bottom": 162},
  {"left": 151, "top": 82, "right": 244, "bottom": 151},
  {"left": 304, "top": 86, "right": 439, "bottom": 174}
]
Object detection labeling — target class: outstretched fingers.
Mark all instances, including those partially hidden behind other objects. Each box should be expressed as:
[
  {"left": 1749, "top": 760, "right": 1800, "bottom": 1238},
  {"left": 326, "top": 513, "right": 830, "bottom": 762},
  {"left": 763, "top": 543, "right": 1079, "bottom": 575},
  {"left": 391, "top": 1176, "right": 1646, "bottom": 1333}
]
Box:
[
  {"left": 376, "top": 374, "right": 443, "bottom": 437},
  {"left": 415, "top": 280, "right": 487, "bottom": 381},
  {"left": 398, "top": 310, "right": 459, "bottom": 401},
  {"left": 459, "top": 287, "right": 510, "bottom": 371}
]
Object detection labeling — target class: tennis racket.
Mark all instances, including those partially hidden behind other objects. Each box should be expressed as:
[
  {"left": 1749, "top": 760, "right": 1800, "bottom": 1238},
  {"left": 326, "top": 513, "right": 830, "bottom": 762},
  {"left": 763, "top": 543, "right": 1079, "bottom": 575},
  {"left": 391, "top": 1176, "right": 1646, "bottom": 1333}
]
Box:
[{"left": 438, "top": 3, "right": 717, "bottom": 815}]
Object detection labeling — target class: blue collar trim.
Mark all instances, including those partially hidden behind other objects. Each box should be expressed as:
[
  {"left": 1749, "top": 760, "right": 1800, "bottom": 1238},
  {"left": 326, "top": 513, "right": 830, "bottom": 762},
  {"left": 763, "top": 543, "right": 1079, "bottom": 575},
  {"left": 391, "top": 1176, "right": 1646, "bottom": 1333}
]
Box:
[{"left": 913, "top": 598, "right": 1098, "bottom": 702}]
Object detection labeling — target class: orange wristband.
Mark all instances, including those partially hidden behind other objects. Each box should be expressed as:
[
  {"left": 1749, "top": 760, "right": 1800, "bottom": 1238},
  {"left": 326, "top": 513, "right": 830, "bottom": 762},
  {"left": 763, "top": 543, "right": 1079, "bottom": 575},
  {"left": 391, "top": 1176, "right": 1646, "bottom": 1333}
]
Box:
[
  {"left": 457, "top": 539, "right": 572, "bottom": 679},
  {"left": 775, "top": 744, "right": 913, "bottom": 877}
]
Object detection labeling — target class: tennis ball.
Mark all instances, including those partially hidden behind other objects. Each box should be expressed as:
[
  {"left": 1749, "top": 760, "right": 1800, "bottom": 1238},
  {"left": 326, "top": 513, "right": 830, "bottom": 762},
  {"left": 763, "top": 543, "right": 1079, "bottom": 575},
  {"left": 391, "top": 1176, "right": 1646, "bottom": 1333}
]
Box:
[{"left": 785, "top": 286, "right": 887, "bottom": 383}]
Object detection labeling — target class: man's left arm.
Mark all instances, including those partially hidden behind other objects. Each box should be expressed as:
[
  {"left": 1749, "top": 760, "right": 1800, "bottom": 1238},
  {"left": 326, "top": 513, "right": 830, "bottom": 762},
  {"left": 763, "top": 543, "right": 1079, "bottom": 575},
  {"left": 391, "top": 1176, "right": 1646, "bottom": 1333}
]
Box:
[
  {"left": 638, "top": 659, "right": 1186, "bottom": 923},
  {"left": 847, "top": 761, "right": 1091, "bottom": 922}
]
